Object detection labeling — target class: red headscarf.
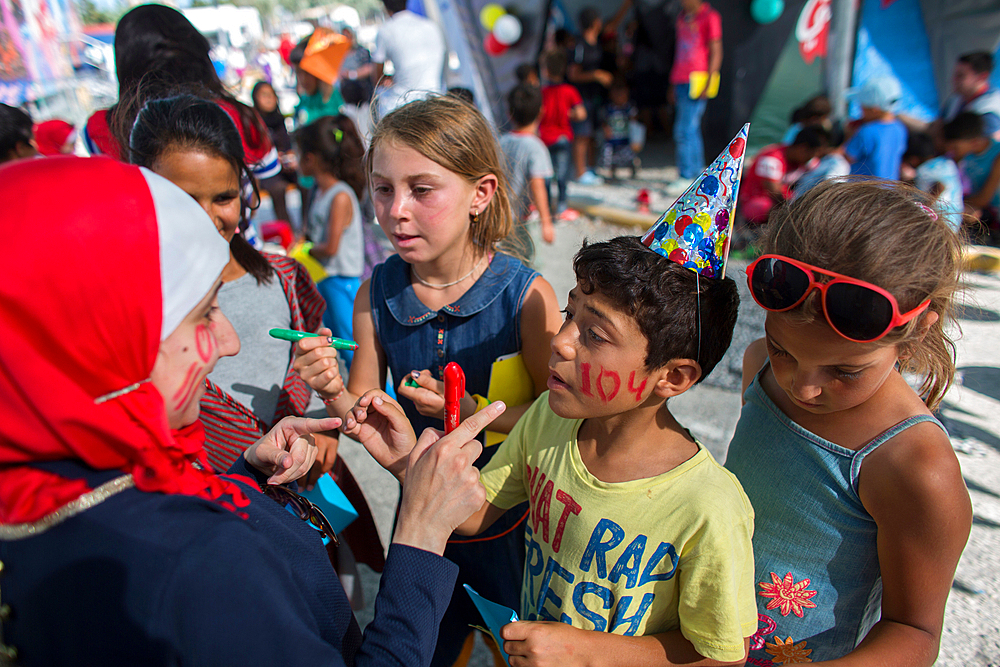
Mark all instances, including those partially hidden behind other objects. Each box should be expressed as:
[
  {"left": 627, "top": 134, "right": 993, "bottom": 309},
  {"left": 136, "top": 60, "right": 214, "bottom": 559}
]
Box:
[
  {"left": 34, "top": 119, "right": 76, "bottom": 156},
  {"left": 0, "top": 157, "right": 248, "bottom": 525}
]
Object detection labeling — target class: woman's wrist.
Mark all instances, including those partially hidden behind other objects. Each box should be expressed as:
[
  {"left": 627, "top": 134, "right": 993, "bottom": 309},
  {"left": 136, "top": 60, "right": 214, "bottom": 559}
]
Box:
[{"left": 392, "top": 513, "right": 450, "bottom": 556}]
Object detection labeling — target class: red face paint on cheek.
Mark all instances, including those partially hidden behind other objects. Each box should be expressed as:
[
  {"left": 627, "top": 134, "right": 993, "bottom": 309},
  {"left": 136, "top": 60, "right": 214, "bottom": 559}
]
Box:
[
  {"left": 172, "top": 362, "right": 205, "bottom": 412},
  {"left": 195, "top": 323, "right": 215, "bottom": 363},
  {"left": 595, "top": 368, "right": 621, "bottom": 402},
  {"left": 627, "top": 371, "right": 647, "bottom": 402},
  {"left": 580, "top": 363, "right": 593, "bottom": 396}
]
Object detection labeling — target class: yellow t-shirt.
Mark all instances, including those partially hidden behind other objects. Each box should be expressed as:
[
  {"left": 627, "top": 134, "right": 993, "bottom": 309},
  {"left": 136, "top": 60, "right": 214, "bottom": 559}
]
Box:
[{"left": 480, "top": 393, "right": 757, "bottom": 662}]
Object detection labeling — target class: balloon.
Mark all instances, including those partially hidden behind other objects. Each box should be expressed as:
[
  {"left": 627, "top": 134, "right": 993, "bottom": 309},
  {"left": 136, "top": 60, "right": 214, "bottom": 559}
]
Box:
[
  {"left": 698, "top": 175, "right": 719, "bottom": 196},
  {"left": 715, "top": 209, "right": 730, "bottom": 231},
  {"left": 729, "top": 137, "right": 746, "bottom": 159},
  {"left": 493, "top": 14, "right": 522, "bottom": 45},
  {"left": 695, "top": 211, "right": 712, "bottom": 231},
  {"left": 674, "top": 214, "right": 692, "bottom": 236},
  {"left": 751, "top": 0, "right": 784, "bottom": 24},
  {"left": 484, "top": 32, "right": 508, "bottom": 56},
  {"left": 682, "top": 222, "right": 704, "bottom": 245},
  {"left": 669, "top": 247, "right": 688, "bottom": 264},
  {"left": 479, "top": 3, "right": 505, "bottom": 30},
  {"left": 655, "top": 211, "right": 677, "bottom": 241}
]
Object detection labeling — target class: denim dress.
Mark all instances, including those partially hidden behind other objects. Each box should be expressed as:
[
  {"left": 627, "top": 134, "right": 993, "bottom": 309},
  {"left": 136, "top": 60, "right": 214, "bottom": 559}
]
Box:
[
  {"left": 725, "top": 366, "right": 945, "bottom": 665},
  {"left": 370, "top": 252, "right": 538, "bottom": 666}
]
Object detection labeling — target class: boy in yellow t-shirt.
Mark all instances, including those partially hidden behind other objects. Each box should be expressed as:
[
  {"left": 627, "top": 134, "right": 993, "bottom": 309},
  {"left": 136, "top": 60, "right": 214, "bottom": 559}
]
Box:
[
  {"left": 455, "top": 236, "right": 755, "bottom": 665},
  {"left": 343, "top": 235, "right": 755, "bottom": 665}
]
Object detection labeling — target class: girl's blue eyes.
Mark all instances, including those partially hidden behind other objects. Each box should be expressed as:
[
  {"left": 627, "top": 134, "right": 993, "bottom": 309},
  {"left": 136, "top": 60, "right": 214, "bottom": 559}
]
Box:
[{"left": 835, "top": 369, "right": 863, "bottom": 381}]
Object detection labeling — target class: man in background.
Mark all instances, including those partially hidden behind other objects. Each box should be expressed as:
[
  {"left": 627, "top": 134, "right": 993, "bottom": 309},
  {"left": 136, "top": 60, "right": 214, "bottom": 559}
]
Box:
[
  {"left": 371, "top": 0, "right": 446, "bottom": 118},
  {"left": 940, "top": 52, "right": 1000, "bottom": 139},
  {"left": 669, "top": 0, "right": 722, "bottom": 186}
]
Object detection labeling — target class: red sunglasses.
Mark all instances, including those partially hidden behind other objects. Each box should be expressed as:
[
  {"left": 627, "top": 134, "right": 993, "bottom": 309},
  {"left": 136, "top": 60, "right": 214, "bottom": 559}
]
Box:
[{"left": 746, "top": 254, "right": 930, "bottom": 342}]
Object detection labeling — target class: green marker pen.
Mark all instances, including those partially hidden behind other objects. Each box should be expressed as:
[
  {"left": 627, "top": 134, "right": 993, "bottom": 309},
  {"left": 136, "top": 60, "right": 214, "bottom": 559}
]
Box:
[{"left": 268, "top": 328, "right": 359, "bottom": 351}]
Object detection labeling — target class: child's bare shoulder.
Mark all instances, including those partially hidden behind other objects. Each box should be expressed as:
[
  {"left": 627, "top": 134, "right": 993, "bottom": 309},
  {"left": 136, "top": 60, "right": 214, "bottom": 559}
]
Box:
[{"left": 858, "top": 414, "right": 965, "bottom": 516}]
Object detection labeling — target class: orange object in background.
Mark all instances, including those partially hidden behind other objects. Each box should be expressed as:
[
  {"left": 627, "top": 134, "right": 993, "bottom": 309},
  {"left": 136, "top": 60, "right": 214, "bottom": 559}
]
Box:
[{"left": 299, "top": 28, "right": 350, "bottom": 84}]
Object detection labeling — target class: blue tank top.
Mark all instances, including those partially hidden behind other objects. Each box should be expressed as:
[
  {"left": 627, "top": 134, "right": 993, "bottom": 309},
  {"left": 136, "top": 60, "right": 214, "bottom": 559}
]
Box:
[
  {"left": 369, "top": 252, "right": 539, "bottom": 462},
  {"left": 725, "top": 366, "right": 945, "bottom": 664}
]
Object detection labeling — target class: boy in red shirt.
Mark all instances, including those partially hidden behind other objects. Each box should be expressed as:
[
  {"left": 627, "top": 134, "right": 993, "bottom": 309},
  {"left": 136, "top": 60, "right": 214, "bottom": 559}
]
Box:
[
  {"left": 738, "top": 126, "right": 825, "bottom": 225},
  {"left": 540, "top": 49, "right": 587, "bottom": 218}
]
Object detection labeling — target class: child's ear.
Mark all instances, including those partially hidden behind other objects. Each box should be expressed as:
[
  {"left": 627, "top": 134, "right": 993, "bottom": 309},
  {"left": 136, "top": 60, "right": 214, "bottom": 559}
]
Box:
[
  {"left": 471, "top": 173, "right": 498, "bottom": 213},
  {"left": 652, "top": 359, "right": 702, "bottom": 398}
]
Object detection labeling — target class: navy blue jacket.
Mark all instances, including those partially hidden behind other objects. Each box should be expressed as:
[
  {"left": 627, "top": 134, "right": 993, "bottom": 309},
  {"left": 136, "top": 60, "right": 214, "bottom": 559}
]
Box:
[{"left": 0, "top": 459, "right": 457, "bottom": 666}]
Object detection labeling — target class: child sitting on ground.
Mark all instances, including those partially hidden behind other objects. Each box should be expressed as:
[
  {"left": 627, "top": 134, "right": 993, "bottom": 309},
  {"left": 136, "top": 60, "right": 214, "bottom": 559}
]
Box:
[
  {"left": 792, "top": 125, "right": 849, "bottom": 199},
  {"left": 845, "top": 76, "right": 908, "bottom": 180},
  {"left": 738, "top": 125, "right": 826, "bottom": 225},
  {"left": 944, "top": 111, "right": 1000, "bottom": 236},
  {"left": 904, "top": 131, "right": 964, "bottom": 232},
  {"left": 500, "top": 83, "right": 556, "bottom": 259}
]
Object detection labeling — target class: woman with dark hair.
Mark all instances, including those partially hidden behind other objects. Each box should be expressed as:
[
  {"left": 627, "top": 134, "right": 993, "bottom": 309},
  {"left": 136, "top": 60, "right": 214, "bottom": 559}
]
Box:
[
  {"left": 0, "top": 155, "right": 504, "bottom": 665},
  {"left": 83, "top": 4, "right": 280, "bottom": 183},
  {"left": 252, "top": 79, "right": 300, "bottom": 230}
]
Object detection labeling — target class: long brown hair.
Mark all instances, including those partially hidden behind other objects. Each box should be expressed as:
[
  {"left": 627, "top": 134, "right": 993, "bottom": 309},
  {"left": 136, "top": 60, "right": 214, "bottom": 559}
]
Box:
[
  {"left": 365, "top": 95, "right": 519, "bottom": 259},
  {"left": 295, "top": 115, "right": 366, "bottom": 199},
  {"left": 761, "top": 178, "right": 964, "bottom": 409}
]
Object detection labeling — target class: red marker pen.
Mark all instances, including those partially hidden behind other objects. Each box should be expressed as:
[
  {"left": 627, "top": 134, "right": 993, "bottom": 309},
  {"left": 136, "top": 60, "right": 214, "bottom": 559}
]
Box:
[{"left": 444, "top": 362, "right": 465, "bottom": 434}]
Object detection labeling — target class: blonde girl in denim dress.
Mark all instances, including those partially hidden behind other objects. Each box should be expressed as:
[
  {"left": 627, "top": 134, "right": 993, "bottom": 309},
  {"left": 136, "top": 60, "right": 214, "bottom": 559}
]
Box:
[
  {"left": 294, "top": 95, "right": 562, "bottom": 667},
  {"left": 726, "top": 180, "right": 972, "bottom": 666}
]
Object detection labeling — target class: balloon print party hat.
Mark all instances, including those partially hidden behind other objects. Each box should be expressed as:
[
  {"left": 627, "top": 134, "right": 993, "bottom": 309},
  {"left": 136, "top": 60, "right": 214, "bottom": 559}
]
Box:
[{"left": 641, "top": 123, "right": 749, "bottom": 279}]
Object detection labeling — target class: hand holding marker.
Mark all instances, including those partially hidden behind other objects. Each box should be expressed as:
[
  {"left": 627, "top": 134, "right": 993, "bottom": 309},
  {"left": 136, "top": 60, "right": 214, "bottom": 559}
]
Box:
[{"left": 268, "top": 328, "right": 359, "bottom": 351}]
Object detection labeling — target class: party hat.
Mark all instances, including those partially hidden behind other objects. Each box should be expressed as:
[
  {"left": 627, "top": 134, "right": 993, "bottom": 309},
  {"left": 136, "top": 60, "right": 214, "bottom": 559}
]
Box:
[
  {"left": 641, "top": 123, "right": 749, "bottom": 279},
  {"left": 299, "top": 28, "right": 351, "bottom": 84}
]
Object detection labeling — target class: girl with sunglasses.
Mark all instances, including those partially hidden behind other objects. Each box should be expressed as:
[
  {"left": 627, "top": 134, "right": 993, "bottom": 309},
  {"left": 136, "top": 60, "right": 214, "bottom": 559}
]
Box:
[{"left": 725, "top": 179, "right": 972, "bottom": 665}]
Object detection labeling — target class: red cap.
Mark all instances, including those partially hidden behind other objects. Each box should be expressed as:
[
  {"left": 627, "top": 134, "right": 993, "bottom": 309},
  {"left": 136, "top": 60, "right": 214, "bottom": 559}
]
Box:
[{"left": 444, "top": 362, "right": 465, "bottom": 403}]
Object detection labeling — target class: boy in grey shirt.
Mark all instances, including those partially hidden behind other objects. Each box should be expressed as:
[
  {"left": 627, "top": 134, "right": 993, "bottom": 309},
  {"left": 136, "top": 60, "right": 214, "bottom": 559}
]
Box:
[{"left": 499, "top": 83, "right": 554, "bottom": 263}]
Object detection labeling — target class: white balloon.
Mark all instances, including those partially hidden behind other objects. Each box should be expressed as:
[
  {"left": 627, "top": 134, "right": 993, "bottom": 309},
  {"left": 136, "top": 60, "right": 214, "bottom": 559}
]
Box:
[{"left": 492, "top": 14, "right": 522, "bottom": 46}]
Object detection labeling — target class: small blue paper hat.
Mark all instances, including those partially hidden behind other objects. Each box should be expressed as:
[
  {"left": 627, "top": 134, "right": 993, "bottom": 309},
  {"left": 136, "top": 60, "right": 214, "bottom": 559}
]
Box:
[{"left": 641, "top": 123, "right": 749, "bottom": 279}]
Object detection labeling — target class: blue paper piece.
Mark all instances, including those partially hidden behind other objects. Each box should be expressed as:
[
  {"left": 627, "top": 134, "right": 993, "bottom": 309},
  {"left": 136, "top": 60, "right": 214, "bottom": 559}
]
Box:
[
  {"left": 299, "top": 473, "right": 358, "bottom": 535},
  {"left": 464, "top": 584, "right": 518, "bottom": 665}
]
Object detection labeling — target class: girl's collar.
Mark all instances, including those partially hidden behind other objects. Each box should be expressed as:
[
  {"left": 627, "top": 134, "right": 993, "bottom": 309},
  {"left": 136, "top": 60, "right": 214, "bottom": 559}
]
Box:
[{"left": 381, "top": 253, "right": 523, "bottom": 324}]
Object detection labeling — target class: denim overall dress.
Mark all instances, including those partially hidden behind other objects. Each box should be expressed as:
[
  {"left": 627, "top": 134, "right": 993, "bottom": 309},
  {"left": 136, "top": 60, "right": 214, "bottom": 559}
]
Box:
[
  {"left": 370, "top": 252, "right": 538, "bottom": 665},
  {"left": 725, "top": 365, "right": 946, "bottom": 665}
]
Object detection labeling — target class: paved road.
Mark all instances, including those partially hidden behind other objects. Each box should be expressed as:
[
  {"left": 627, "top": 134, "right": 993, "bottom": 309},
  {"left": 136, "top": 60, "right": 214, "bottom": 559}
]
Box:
[{"left": 337, "top": 210, "right": 1000, "bottom": 666}]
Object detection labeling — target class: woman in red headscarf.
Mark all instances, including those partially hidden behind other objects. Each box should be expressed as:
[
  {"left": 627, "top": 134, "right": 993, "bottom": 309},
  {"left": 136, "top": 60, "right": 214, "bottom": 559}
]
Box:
[{"left": 0, "top": 156, "right": 502, "bottom": 665}]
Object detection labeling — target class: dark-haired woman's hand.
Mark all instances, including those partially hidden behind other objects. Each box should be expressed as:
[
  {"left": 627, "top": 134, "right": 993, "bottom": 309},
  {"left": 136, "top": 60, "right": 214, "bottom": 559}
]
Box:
[{"left": 291, "top": 327, "right": 344, "bottom": 401}]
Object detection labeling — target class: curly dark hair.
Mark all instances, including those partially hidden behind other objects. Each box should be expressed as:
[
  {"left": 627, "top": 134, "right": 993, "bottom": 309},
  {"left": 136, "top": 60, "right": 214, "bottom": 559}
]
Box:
[{"left": 573, "top": 236, "right": 740, "bottom": 382}]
